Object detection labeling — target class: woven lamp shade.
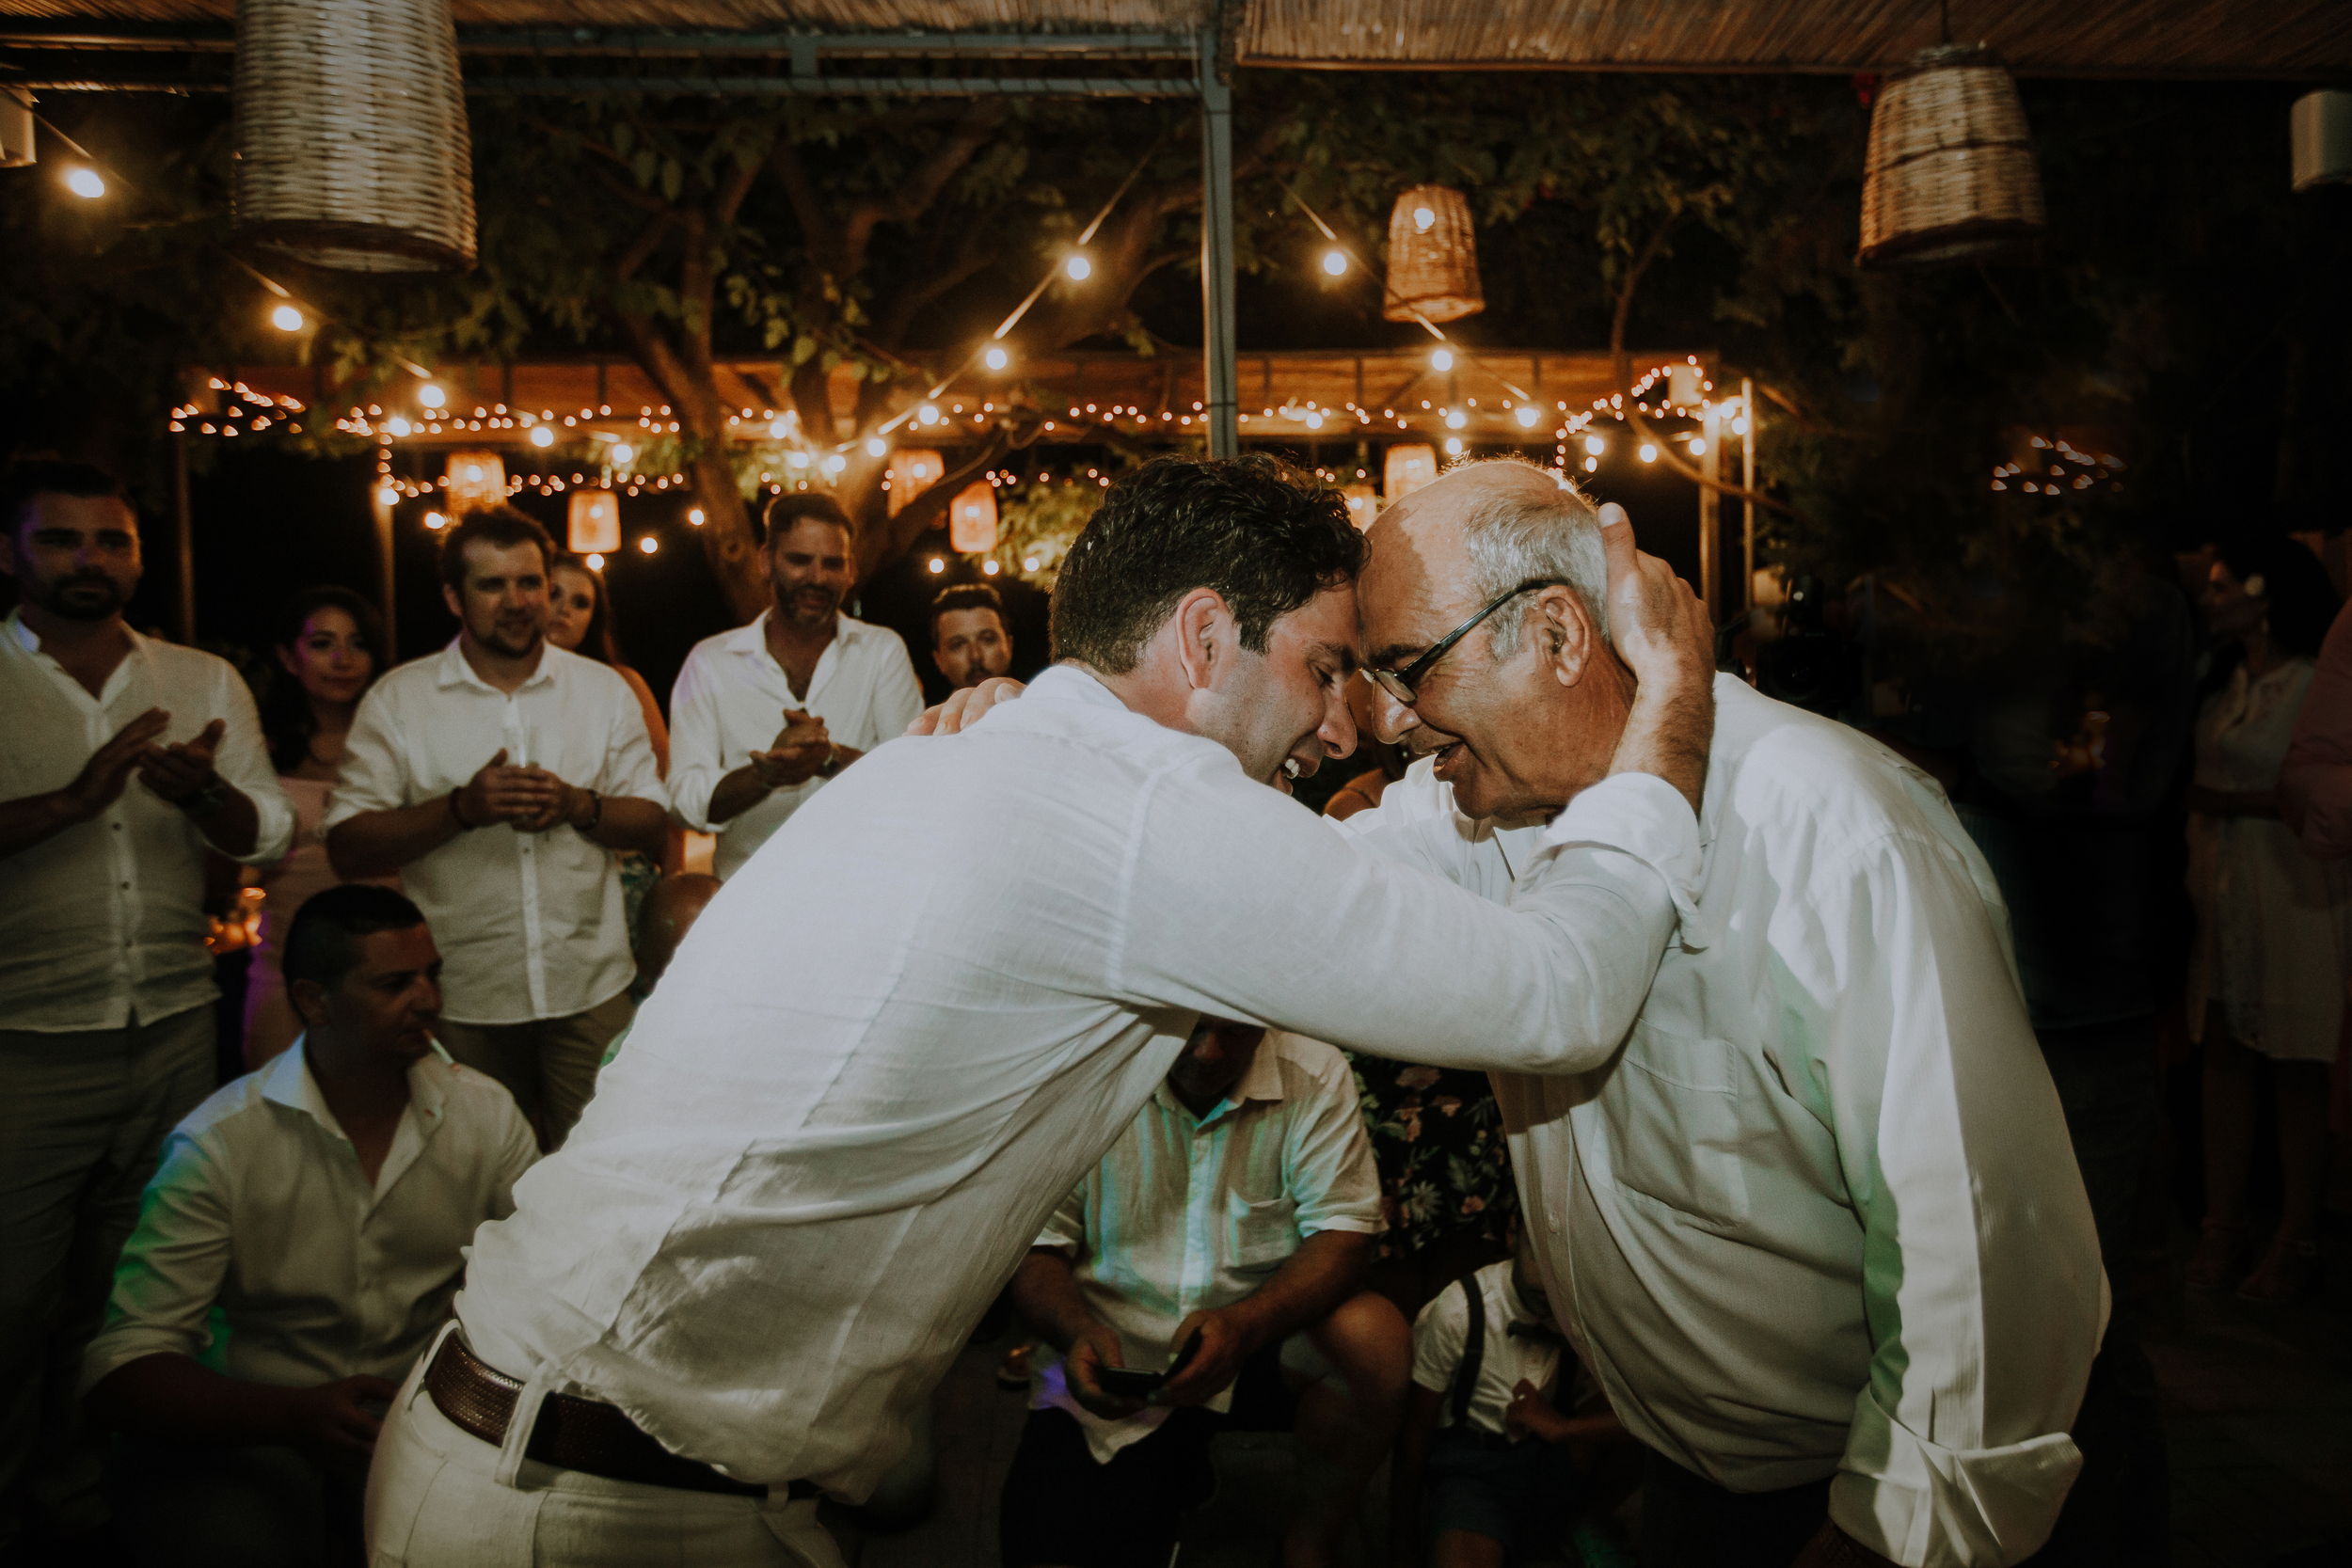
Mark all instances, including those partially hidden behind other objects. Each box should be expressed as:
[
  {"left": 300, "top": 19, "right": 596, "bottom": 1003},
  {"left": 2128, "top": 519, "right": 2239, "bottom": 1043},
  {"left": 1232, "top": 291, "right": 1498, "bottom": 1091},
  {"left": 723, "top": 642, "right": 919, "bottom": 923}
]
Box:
[
  {"left": 948, "top": 482, "right": 999, "bottom": 555},
  {"left": 233, "top": 0, "right": 476, "bottom": 273},
  {"left": 1384, "top": 444, "right": 1438, "bottom": 499},
  {"left": 567, "top": 491, "right": 620, "bottom": 556},
  {"left": 441, "top": 450, "right": 505, "bottom": 514},
  {"left": 1858, "top": 44, "right": 2045, "bottom": 269},
  {"left": 1382, "top": 186, "right": 1484, "bottom": 325}
]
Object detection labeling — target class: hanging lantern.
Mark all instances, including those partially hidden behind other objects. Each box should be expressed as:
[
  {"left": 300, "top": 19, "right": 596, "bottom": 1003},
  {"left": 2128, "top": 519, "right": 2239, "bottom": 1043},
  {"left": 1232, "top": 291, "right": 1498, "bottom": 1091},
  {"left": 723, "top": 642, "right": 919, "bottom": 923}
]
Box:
[
  {"left": 0, "top": 87, "right": 33, "bottom": 170},
  {"left": 232, "top": 0, "right": 476, "bottom": 272},
  {"left": 441, "top": 450, "right": 506, "bottom": 514},
  {"left": 886, "top": 449, "right": 946, "bottom": 516},
  {"left": 948, "top": 482, "right": 998, "bottom": 554},
  {"left": 2292, "top": 90, "right": 2352, "bottom": 192},
  {"left": 1384, "top": 444, "right": 1439, "bottom": 499},
  {"left": 1858, "top": 44, "right": 2045, "bottom": 268},
  {"left": 566, "top": 490, "right": 620, "bottom": 556},
  {"left": 1382, "top": 185, "right": 1484, "bottom": 325},
  {"left": 1342, "top": 483, "right": 1378, "bottom": 530}
]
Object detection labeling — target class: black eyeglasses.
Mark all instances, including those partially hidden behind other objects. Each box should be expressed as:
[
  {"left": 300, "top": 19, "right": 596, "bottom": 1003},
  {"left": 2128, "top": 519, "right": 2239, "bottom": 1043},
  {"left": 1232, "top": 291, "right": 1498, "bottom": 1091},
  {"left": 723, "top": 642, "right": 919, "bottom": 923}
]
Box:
[{"left": 1366, "top": 578, "right": 1573, "bottom": 704}]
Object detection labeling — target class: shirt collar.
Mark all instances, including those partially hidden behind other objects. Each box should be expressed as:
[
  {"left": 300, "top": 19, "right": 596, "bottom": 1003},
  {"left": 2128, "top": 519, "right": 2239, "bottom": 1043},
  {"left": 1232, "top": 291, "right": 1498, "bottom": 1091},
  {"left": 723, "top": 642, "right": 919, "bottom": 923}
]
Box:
[
  {"left": 1026, "top": 662, "right": 1128, "bottom": 712},
  {"left": 4, "top": 610, "right": 38, "bottom": 655},
  {"left": 726, "top": 609, "right": 865, "bottom": 657},
  {"left": 262, "top": 1034, "right": 448, "bottom": 1136},
  {"left": 1156, "top": 1035, "right": 1289, "bottom": 1126},
  {"left": 434, "top": 637, "right": 559, "bottom": 692}
]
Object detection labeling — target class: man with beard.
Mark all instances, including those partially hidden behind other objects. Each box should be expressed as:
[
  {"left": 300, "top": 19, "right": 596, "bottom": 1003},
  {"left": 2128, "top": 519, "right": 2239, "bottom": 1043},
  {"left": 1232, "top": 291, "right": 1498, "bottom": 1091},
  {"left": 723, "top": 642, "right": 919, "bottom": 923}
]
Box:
[
  {"left": 326, "top": 507, "right": 665, "bottom": 1148},
  {"left": 669, "top": 494, "right": 922, "bottom": 879},
  {"left": 930, "top": 581, "right": 1016, "bottom": 692},
  {"left": 0, "top": 460, "right": 294, "bottom": 1556}
]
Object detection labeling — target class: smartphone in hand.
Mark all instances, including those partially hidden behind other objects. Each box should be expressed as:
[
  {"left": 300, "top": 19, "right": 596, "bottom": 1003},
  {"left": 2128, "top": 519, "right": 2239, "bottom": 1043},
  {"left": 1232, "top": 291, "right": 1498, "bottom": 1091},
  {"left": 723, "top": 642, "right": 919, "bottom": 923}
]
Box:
[{"left": 1094, "top": 1331, "right": 1203, "bottom": 1401}]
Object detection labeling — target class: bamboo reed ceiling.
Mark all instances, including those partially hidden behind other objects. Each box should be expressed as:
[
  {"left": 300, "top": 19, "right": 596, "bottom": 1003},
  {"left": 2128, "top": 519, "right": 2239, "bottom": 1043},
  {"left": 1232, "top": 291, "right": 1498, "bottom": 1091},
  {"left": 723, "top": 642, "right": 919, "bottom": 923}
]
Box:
[{"left": 3, "top": 0, "right": 2344, "bottom": 76}]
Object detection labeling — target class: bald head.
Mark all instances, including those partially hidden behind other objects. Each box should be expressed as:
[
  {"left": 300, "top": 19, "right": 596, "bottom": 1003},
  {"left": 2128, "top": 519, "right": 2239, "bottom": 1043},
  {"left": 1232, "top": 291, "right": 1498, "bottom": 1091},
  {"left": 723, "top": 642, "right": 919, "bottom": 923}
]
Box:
[{"left": 1362, "top": 459, "right": 1607, "bottom": 669}]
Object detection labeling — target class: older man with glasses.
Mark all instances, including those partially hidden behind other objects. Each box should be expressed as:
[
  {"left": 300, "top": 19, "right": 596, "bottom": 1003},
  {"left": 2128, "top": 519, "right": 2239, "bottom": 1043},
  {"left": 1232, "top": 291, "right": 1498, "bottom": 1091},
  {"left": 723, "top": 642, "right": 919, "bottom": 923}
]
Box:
[{"left": 938, "top": 458, "right": 2112, "bottom": 1568}]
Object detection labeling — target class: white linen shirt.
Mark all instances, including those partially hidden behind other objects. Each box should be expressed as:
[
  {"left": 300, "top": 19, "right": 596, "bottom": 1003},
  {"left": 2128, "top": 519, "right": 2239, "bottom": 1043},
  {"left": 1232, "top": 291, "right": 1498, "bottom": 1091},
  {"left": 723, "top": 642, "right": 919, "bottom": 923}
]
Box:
[
  {"left": 453, "top": 664, "right": 1699, "bottom": 1500},
  {"left": 1340, "top": 675, "right": 2108, "bottom": 1568},
  {"left": 0, "top": 610, "right": 293, "bottom": 1031},
  {"left": 324, "top": 641, "right": 662, "bottom": 1025},
  {"left": 80, "top": 1037, "right": 539, "bottom": 1394},
  {"left": 1030, "top": 1031, "right": 1382, "bottom": 1456},
  {"left": 666, "top": 610, "right": 923, "bottom": 879},
  {"left": 1408, "top": 1259, "right": 1565, "bottom": 1438}
]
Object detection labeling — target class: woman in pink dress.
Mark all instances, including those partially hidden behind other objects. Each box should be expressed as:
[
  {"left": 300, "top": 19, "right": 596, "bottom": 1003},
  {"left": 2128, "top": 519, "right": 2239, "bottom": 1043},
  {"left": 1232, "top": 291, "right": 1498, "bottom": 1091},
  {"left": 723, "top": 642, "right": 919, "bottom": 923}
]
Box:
[{"left": 242, "top": 586, "right": 392, "bottom": 1066}]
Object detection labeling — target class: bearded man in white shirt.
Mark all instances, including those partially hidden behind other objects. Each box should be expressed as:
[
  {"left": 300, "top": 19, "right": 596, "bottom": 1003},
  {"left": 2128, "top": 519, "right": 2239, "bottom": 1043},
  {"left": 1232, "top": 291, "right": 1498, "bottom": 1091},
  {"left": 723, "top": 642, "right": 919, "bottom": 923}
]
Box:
[
  {"left": 361, "top": 454, "right": 1715, "bottom": 1568},
  {"left": 667, "top": 494, "right": 924, "bottom": 879},
  {"left": 326, "top": 508, "right": 667, "bottom": 1149},
  {"left": 0, "top": 461, "right": 294, "bottom": 1556},
  {"left": 82, "top": 883, "right": 538, "bottom": 1568},
  {"left": 1338, "top": 460, "right": 2107, "bottom": 1568}
]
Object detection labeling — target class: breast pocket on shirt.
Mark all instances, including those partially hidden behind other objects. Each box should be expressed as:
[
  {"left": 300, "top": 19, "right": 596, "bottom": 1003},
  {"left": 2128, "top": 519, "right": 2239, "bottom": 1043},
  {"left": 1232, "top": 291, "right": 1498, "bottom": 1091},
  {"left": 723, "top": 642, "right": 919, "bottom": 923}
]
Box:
[
  {"left": 1226, "top": 1194, "right": 1298, "bottom": 1273},
  {"left": 1602, "top": 1020, "right": 1751, "bottom": 1230}
]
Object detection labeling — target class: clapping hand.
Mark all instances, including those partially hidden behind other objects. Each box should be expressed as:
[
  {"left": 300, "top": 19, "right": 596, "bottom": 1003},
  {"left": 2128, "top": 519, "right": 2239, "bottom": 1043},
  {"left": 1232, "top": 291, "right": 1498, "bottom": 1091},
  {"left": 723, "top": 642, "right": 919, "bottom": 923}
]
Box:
[
  {"left": 748, "top": 709, "right": 833, "bottom": 790},
  {"left": 59, "top": 708, "right": 171, "bottom": 820},
  {"left": 136, "top": 718, "right": 227, "bottom": 808},
  {"left": 455, "top": 749, "right": 568, "bottom": 830}
]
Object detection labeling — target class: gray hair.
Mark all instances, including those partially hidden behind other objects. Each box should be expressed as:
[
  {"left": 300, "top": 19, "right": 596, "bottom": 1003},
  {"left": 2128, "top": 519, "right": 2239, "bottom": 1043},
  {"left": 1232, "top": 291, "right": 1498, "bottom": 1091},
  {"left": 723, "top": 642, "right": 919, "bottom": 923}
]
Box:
[{"left": 1455, "top": 463, "right": 1609, "bottom": 655}]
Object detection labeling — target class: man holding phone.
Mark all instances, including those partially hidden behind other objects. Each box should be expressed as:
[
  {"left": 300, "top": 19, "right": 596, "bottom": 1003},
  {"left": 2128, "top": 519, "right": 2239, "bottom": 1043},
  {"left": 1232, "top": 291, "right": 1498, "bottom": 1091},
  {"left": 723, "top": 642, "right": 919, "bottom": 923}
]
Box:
[{"left": 998, "top": 1019, "right": 1409, "bottom": 1568}]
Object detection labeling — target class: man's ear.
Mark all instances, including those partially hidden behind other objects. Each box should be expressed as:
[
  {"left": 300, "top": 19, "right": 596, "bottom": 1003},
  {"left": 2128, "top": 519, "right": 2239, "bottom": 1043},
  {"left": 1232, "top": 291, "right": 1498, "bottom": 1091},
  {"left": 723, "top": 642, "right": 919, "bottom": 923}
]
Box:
[
  {"left": 441, "top": 580, "right": 465, "bottom": 622},
  {"left": 289, "top": 977, "right": 331, "bottom": 1034},
  {"left": 1532, "top": 587, "right": 1599, "bottom": 689},
  {"left": 0, "top": 531, "right": 16, "bottom": 576},
  {"left": 1170, "top": 588, "right": 1237, "bottom": 692}
]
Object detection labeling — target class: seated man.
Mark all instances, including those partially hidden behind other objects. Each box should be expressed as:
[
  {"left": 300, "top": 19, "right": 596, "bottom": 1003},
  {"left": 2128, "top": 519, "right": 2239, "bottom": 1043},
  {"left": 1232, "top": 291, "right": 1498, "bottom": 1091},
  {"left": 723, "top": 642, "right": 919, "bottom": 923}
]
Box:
[
  {"left": 80, "top": 885, "right": 538, "bottom": 1568},
  {"left": 999, "top": 1018, "right": 1410, "bottom": 1568},
  {"left": 1392, "top": 1245, "right": 1629, "bottom": 1568}
]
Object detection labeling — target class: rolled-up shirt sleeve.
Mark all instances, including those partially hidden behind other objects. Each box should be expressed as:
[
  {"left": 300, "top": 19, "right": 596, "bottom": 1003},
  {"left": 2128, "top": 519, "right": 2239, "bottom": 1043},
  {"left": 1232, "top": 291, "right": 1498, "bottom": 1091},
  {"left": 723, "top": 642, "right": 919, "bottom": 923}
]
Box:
[
  {"left": 1279, "top": 1051, "right": 1385, "bottom": 1238},
  {"left": 324, "top": 684, "right": 413, "bottom": 828},
  {"left": 1033, "top": 1184, "right": 1089, "bottom": 1253},
  {"left": 866, "top": 638, "right": 924, "bottom": 747},
  {"left": 1802, "top": 832, "right": 2106, "bottom": 1568},
  {"left": 593, "top": 678, "right": 665, "bottom": 805},
  {"left": 79, "top": 1128, "right": 233, "bottom": 1393},
  {"left": 2282, "top": 600, "right": 2352, "bottom": 860},
  {"left": 212, "top": 664, "right": 294, "bottom": 865},
  {"left": 1113, "top": 761, "right": 1697, "bottom": 1074},
  {"left": 664, "top": 647, "right": 727, "bottom": 832}
]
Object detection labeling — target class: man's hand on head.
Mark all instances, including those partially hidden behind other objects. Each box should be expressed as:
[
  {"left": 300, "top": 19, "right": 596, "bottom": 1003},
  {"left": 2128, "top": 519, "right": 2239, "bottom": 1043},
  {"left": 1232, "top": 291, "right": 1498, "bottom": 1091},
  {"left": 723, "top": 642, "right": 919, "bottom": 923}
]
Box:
[
  {"left": 908, "top": 676, "right": 1026, "bottom": 736},
  {"left": 1595, "top": 501, "right": 1715, "bottom": 815}
]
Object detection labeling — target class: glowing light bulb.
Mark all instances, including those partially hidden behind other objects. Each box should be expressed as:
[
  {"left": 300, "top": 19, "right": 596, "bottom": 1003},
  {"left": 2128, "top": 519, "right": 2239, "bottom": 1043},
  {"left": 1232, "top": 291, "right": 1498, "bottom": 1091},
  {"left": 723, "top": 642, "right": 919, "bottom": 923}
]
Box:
[
  {"left": 529, "top": 425, "right": 555, "bottom": 448},
  {"left": 463, "top": 463, "right": 484, "bottom": 483},
  {"left": 1688, "top": 437, "right": 1707, "bottom": 457},
  {"left": 687, "top": 507, "right": 706, "bottom": 526},
  {"left": 927, "top": 558, "right": 946, "bottom": 575},
  {"left": 64, "top": 166, "right": 106, "bottom": 198},
  {"left": 1638, "top": 443, "right": 1658, "bottom": 464},
  {"left": 1321, "top": 249, "right": 1348, "bottom": 277},
  {"left": 1443, "top": 409, "right": 1468, "bottom": 430},
  {"left": 423, "top": 511, "right": 447, "bottom": 531},
  {"left": 1514, "top": 404, "right": 1540, "bottom": 429},
  {"left": 387, "top": 416, "right": 412, "bottom": 437},
  {"left": 1732, "top": 417, "right": 1750, "bottom": 435},
  {"left": 1431, "top": 347, "right": 1454, "bottom": 372},
  {"left": 375, "top": 486, "right": 400, "bottom": 507},
  {"left": 611, "top": 443, "right": 634, "bottom": 466},
  {"left": 1305, "top": 410, "right": 1325, "bottom": 431},
  {"left": 982, "top": 559, "right": 1001, "bottom": 577},
  {"left": 983, "top": 344, "right": 1010, "bottom": 372},
  {"left": 637, "top": 535, "right": 660, "bottom": 556},
  {"left": 1064, "top": 252, "right": 1093, "bottom": 281},
  {"left": 822, "top": 454, "right": 847, "bottom": 476},
  {"left": 865, "top": 436, "right": 888, "bottom": 458},
  {"left": 917, "top": 404, "right": 940, "bottom": 426},
  {"left": 585, "top": 552, "right": 605, "bottom": 571},
  {"left": 417, "top": 384, "right": 446, "bottom": 410},
  {"left": 1413, "top": 205, "right": 1437, "bottom": 231},
  {"left": 769, "top": 419, "right": 789, "bottom": 438},
  {"left": 1582, "top": 455, "right": 1599, "bottom": 473},
  {"left": 270, "top": 303, "right": 306, "bottom": 333},
  {"left": 1444, "top": 436, "right": 1465, "bottom": 456},
  {"left": 1584, "top": 435, "right": 1606, "bottom": 457},
  {"left": 787, "top": 451, "right": 811, "bottom": 469}
]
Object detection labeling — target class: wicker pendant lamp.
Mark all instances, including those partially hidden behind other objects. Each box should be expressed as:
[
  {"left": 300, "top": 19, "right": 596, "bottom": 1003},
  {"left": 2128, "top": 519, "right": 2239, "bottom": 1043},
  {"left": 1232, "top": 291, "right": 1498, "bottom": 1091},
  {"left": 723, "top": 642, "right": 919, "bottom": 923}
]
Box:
[
  {"left": 1382, "top": 186, "right": 1484, "bottom": 325},
  {"left": 1858, "top": 43, "right": 2045, "bottom": 268},
  {"left": 233, "top": 0, "right": 477, "bottom": 273}
]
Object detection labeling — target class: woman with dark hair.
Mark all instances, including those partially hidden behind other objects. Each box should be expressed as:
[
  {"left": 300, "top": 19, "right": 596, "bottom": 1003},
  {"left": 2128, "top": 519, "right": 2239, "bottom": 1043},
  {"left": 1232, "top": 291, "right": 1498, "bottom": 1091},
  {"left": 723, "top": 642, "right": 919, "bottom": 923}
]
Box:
[
  {"left": 246, "top": 586, "right": 395, "bottom": 1066},
  {"left": 2185, "top": 536, "right": 2349, "bottom": 1302},
  {"left": 546, "top": 553, "right": 669, "bottom": 771}
]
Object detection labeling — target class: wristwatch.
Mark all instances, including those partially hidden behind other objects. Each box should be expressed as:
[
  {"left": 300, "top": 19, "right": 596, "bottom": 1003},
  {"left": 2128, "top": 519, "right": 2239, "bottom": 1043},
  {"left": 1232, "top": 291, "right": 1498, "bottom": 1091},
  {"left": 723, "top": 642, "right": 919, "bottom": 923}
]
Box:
[
  {"left": 574, "top": 788, "right": 605, "bottom": 832},
  {"left": 183, "top": 776, "right": 230, "bottom": 817}
]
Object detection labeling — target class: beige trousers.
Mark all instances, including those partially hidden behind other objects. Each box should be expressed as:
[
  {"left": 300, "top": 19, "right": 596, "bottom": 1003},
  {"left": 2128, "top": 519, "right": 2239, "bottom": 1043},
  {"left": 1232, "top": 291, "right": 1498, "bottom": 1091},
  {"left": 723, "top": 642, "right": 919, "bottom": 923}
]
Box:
[{"left": 435, "top": 990, "right": 633, "bottom": 1150}]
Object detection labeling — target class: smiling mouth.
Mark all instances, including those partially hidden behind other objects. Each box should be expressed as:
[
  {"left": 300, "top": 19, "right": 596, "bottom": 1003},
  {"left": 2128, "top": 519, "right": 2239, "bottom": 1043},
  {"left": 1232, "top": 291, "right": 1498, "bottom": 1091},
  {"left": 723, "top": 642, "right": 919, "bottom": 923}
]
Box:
[{"left": 1430, "top": 741, "right": 1468, "bottom": 775}]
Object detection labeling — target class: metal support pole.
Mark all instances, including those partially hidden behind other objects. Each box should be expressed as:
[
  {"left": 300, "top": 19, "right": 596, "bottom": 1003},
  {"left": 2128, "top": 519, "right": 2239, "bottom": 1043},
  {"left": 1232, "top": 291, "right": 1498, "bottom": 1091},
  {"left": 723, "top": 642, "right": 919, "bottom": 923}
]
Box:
[
  {"left": 371, "top": 481, "right": 398, "bottom": 661},
  {"left": 1198, "top": 30, "right": 1238, "bottom": 458},
  {"left": 169, "top": 431, "right": 195, "bottom": 642},
  {"left": 1697, "top": 407, "right": 1721, "bottom": 625},
  {"left": 1740, "top": 375, "right": 1757, "bottom": 611}
]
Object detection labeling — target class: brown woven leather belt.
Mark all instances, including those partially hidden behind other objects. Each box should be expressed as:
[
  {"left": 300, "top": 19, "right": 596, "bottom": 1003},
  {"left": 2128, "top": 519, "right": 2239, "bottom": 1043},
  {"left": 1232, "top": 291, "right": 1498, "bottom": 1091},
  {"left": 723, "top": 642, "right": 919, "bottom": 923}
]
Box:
[{"left": 425, "top": 1332, "right": 810, "bottom": 1500}]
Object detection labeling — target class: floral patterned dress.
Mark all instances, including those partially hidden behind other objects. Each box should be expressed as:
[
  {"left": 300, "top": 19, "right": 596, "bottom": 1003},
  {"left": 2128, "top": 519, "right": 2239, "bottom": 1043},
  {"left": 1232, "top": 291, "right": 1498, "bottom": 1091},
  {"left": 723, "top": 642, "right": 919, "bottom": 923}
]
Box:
[{"left": 1347, "top": 1053, "right": 1519, "bottom": 1259}]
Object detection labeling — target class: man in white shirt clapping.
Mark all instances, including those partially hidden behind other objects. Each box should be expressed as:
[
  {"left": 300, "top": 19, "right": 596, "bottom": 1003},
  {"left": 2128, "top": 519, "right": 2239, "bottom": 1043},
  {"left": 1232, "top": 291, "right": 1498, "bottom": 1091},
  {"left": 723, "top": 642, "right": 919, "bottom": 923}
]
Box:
[
  {"left": 667, "top": 494, "right": 922, "bottom": 879},
  {"left": 999, "top": 1020, "right": 1406, "bottom": 1568},
  {"left": 0, "top": 461, "right": 294, "bottom": 1555},
  {"left": 326, "top": 509, "right": 666, "bottom": 1148},
  {"left": 82, "top": 884, "right": 538, "bottom": 1568}
]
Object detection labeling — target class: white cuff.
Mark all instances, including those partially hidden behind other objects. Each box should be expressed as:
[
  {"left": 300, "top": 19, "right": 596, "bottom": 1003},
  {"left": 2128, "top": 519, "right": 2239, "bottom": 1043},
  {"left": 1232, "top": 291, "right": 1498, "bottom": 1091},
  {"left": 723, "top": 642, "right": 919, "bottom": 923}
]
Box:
[
  {"left": 1831, "top": 1406, "right": 2084, "bottom": 1567},
  {"left": 1542, "top": 773, "right": 1707, "bottom": 948}
]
